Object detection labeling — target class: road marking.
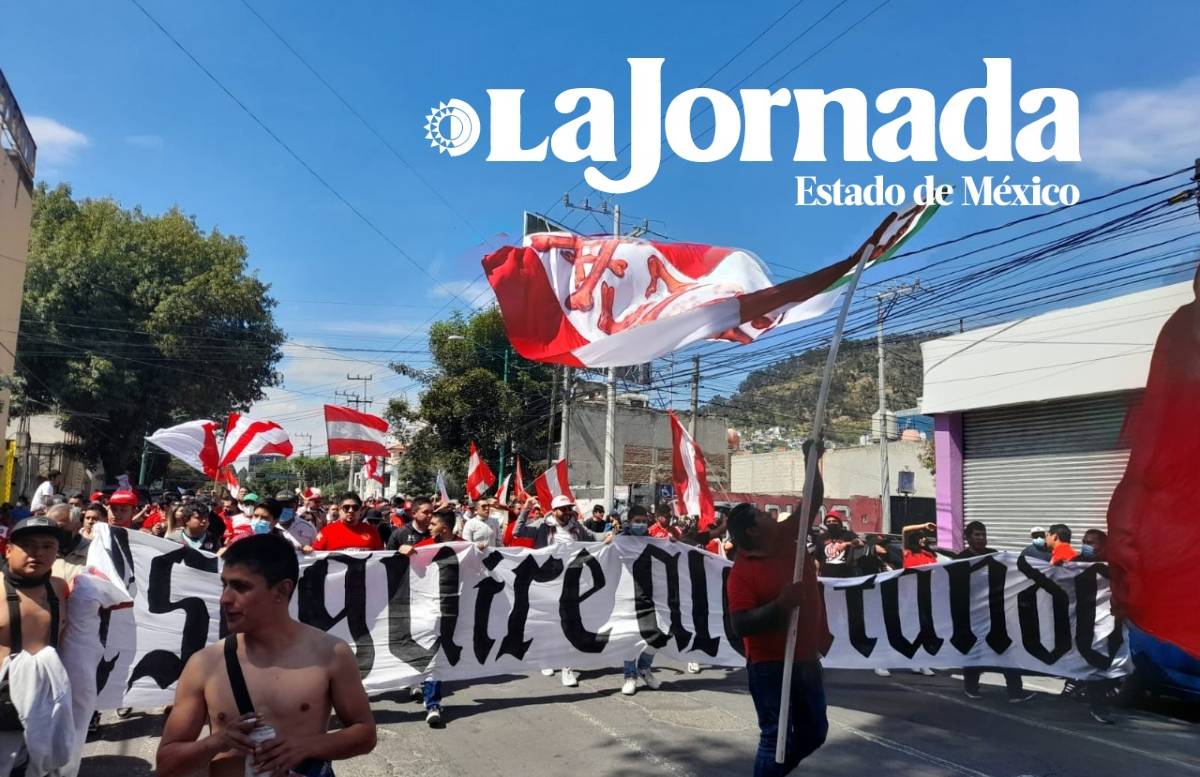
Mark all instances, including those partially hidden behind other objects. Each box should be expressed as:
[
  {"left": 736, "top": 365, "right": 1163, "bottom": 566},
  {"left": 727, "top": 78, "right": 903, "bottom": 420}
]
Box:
[
  {"left": 563, "top": 702, "right": 695, "bottom": 777},
  {"left": 827, "top": 713, "right": 998, "bottom": 777},
  {"left": 897, "top": 684, "right": 1200, "bottom": 773}
]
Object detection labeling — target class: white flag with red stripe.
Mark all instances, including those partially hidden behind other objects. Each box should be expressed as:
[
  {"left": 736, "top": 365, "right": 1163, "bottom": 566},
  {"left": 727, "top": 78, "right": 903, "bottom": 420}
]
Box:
[
  {"left": 147, "top": 420, "right": 221, "bottom": 477},
  {"left": 466, "top": 442, "right": 496, "bottom": 500},
  {"left": 497, "top": 474, "right": 512, "bottom": 505},
  {"left": 324, "top": 404, "right": 390, "bottom": 458},
  {"left": 513, "top": 457, "right": 531, "bottom": 502},
  {"left": 669, "top": 411, "right": 716, "bottom": 532},
  {"left": 436, "top": 471, "right": 450, "bottom": 503},
  {"left": 362, "top": 456, "right": 384, "bottom": 485},
  {"left": 483, "top": 201, "right": 941, "bottom": 367},
  {"left": 219, "top": 413, "right": 293, "bottom": 467},
  {"left": 532, "top": 459, "right": 573, "bottom": 512}
]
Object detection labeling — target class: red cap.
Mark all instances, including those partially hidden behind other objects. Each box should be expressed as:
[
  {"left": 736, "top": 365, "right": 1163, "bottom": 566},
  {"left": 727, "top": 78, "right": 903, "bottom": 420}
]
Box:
[
  {"left": 89, "top": 491, "right": 105, "bottom": 502},
  {"left": 108, "top": 490, "right": 138, "bottom": 506}
]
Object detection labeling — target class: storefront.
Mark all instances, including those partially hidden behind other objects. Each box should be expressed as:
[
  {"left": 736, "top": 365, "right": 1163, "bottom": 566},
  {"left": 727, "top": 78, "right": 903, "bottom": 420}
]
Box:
[{"left": 920, "top": 281, "right": 1192, "bottom": 550}]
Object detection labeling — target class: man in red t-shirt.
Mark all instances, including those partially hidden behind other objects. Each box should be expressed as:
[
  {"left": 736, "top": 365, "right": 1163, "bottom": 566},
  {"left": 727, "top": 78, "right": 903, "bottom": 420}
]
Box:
[
  {"left": 1047, "top": 523, "right": 1079, "bottom": 566},
  {"left": 648, "top": 504, "right": 682, "bottom": 541},
  {"left": 305, "top": 493, "right": 383, "bottom": 552},
  {"left": 725, "top": 443, "right": 828, "bottom": 776}
]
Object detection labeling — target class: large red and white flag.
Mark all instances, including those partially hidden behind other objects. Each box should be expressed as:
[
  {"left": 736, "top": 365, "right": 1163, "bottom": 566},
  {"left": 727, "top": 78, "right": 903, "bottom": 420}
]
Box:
[
  {"left": 325, "top": 404, "right": 390, "bottom": 458},
  {"left": 466, "top": 442, "right": 496, "bottom": 500},
  {"left": 532, "top": 459, "right": 573, "bottom": 512},
  {"left": 483, "top": 202, "right": 940, "bottom": 367},
  {"left": 147, "top": 420, "right": 221, "bottom": 477},
  {"left": 219, "top": 413, "right": 293, "bottom": 467},
  {"left": 669, "top": 411, "right": 716, "bottom": 532},
  {"left": 513, "top": 457, "right": 531, "bottom": 502}
]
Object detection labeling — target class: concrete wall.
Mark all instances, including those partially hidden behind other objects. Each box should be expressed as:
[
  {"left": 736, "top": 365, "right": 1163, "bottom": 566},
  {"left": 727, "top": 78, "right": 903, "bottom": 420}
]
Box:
[
  {"left": 0, "top": 150, "right": 34, "bottom": 493},
  {"left": 729, "top": 440, "right": 934, "bottom": 499},
  {"left": 565, "top": 403, "right": 730, "bottom": 491}
]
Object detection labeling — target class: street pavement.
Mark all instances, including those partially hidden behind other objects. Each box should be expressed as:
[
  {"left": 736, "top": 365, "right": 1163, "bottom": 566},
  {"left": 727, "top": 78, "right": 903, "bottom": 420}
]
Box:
[{"left": 83, "top": 661, "right": 1198, "bottom": 776}]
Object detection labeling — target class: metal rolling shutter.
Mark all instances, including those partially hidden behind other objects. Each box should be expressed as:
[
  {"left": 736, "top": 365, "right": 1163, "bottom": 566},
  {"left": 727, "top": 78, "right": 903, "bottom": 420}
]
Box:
[{"left": 962, "top": 392, "right": 1136, "bottom": 550}]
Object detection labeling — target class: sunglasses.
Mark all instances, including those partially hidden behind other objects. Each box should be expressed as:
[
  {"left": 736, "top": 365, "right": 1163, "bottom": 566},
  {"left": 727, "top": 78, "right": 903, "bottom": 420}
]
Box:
[{"left": 340, "top": 504, "right": 362, "bottom": 512}]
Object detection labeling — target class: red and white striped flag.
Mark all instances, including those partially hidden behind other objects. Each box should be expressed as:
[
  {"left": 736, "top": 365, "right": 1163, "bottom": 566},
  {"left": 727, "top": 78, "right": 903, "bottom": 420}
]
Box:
[
  {"left": 483, "top": 202, "right": 940, "bottom": 367},
  {"left": 532, "top": 459, "right": 573, "bottom": 512},
  {"left": 324, "top": 404, "right": 389, "bottom": 458},
  {"left": 497, "top": 474, "right": 512, "bottom": 505},
  {"left": 669, "top": 411, "right": 716, "bottom": 532},
  {"left": 362, "top": 456, "right": 384, "bottom": 485},
  {"left": 513, "top": 457, "right": 531, "bottom": 502},
  {"left": 147, "top": 419, "right": 221, "bottom": 477},
  {"left": 466, "top": 442, "right": 496, "bottom": 500},
  {"left": 219, "top": 413, "right": 293, "bottom": 467}
]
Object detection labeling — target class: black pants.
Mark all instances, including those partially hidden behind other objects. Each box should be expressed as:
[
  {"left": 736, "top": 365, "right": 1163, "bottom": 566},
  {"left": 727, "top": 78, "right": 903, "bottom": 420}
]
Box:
[{"left": 963, "top": 667, "right": 1024, "bottom": 698}]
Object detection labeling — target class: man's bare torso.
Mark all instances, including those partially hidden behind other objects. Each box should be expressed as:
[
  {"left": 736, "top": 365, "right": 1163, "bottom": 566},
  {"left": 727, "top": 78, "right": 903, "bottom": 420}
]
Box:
[
  {"left": 201, "top": 625, "right": 340, "bottom": 776},
  {"left": 0, "top": 578, "right": 68, "bottom": 663}
]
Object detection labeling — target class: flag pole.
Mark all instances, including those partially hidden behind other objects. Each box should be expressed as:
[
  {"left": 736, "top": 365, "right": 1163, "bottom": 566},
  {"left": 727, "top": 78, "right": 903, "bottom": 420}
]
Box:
[{"left": 774, "top": 235, "right": 876, "bottom": 765}]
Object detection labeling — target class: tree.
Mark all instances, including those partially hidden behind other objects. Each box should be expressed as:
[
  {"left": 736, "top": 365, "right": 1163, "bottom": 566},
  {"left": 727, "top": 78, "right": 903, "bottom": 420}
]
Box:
[
  {"left": 386, "top": 308, "right": 557, "bottom": 494},
  {"left": 16, "top": 183, "right": 285, "bottom": 479}
]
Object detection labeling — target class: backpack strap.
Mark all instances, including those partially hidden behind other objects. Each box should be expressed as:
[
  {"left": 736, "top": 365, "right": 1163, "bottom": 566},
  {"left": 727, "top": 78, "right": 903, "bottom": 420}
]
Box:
[
  {"left": 223, "top": 636, "right": 256, "bottom": 716},
  {"left": 3, "top": 578, "right": 20, "bottom": 656},
  {"left": 44, "top": 580, "right": 59, "bottom": 649}
]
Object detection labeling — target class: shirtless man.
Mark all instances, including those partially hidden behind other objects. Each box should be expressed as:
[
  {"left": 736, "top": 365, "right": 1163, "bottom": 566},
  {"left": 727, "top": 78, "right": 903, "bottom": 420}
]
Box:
[
  {"left": 0, "top": 516, "right": 69, "bottom": 663},
  {"left": 156, "top": 533, "right": 376, "bottom": 777}
]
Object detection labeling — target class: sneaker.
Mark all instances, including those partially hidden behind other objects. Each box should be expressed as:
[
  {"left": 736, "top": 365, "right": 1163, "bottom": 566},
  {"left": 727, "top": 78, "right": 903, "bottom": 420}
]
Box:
[
  {"left": 425, "top": 707, "right": 443, "bottom": 726},
  {"left": 116, "top": 707, "right": 132, "bottom": 719},
  {"left": 622, "top": 677, "right": 637, "bottom": 696},
  {"left": 874, "top": 668, "right": 892, "bottom": 677},
  {"left": 1089, "top": 708, "right": 1115, "bottom": 725},
  {"left": 638, "top": 667, "right": 661, "bottom": 690},
  {"left": 964, "top": 689, "right": 983, "bottom": 700},
  {"left": 1008, "top": 692, "right": 1037, "bottom": 704},
  {"left": 541, "top": 668, "right": 556, "bottom": 677},
  {"left": 918, "top": 668, "right": 935, "bottom": 677},
  {"left": 409, "top": 685, "right": 424, "bottom": 701},
  {"left": 686, "top": 662, "right": 701, "bottom": 674},
  {"left": 561, "top": 668, "right": 578, "bottom": 687}
]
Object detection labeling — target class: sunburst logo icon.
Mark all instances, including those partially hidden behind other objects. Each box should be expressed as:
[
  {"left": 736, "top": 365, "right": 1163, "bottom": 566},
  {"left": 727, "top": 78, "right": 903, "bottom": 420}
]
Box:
[{"left": 423, "top": 99, "right": 481, "bottom": 157}]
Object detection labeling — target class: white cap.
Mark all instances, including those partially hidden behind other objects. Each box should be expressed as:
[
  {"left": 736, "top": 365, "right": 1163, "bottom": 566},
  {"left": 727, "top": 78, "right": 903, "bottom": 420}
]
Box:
[
  {"left": 550, "top": 495, "right": 575, "bottom": 510},
  {"left": 1030, "top": 526, "right": 1046, "bottom": 535}
]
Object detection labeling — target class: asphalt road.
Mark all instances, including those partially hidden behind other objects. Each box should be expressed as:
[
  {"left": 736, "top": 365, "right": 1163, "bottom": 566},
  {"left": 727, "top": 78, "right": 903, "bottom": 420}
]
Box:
[{"left": 83, "top": 662, "right": 1199, "bottom": 776}]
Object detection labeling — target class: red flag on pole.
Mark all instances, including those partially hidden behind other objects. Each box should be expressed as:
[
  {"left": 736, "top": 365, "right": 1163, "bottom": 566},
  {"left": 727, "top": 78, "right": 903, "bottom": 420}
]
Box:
[
  {"left": 324, "top": 404, "right": 389, "bottom": 458},
  {"left": 532, "top": 459, "right": 573, "bottom": 512},
  {"left": 513, "top": 457, "right": 531, "bottom": 502},
  {"left": 466, "top": 442, "right": 496, "bottom": 500},
  {"left": 669, "top": 410, "right": 716, "bottom": 531}
]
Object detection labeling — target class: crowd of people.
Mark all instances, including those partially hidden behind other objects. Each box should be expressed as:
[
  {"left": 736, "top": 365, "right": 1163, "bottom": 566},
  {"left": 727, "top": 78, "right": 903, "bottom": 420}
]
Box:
[{"left": 0, "top": 466, "right": 1122, "bottom": 777}]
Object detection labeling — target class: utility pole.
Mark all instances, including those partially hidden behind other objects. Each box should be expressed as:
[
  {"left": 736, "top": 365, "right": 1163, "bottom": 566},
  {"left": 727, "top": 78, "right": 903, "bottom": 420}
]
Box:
[
  {"left": 339, "top": 376, "right": 373, "bottom": 490},
  {"left": 559, "top": 367, "right": 572, "bottom": 461},
  {"left": 545, "top": 368, "right": 558, "bottom": 465},
  {"left": 689, "top": 355, "right": 701, "bottom": 438},
  {"left": 602, "top": 204, "right": 621, "bottom": 512},
  {"left": 875, "top": 281, "right": 919, "bottom": 532}
]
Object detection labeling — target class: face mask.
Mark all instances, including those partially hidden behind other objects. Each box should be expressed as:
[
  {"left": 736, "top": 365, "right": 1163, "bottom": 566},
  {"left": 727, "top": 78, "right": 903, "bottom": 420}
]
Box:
[
  {"left": 1080, "top": 544, "right": 1095, "bottom": 559},
  {"left": 251, "top": 518, "right": 272, "bottom": 535},
  {"left": 279, "top": 508, "right": 295, "bottom": 525},
  {"left": 1032, "top": 537, "right": 1046, "bottom": 549},
  {"left": 629, "top": 523, "right": 649, "bottom": 536}
]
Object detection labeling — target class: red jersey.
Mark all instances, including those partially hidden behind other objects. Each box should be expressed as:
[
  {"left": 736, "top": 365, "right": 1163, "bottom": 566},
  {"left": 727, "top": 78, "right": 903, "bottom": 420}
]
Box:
[
  {"left": 312, "top": 519, "right": 384, "bottom": 551},
  {"left": 649, "top": 523, "right": 682, "bottom": 540},
  {"left": 726, "top": 541, "right": 825, "bottom": 663},
  {"left": 1051, "top": 543, "right": 1079, "bottom": 565},
  {"left": 903, "top": 548, "right": 939, "bottom": 568},
  {"left": 504, "top": 518, "right": 535, "bottom": 549}
]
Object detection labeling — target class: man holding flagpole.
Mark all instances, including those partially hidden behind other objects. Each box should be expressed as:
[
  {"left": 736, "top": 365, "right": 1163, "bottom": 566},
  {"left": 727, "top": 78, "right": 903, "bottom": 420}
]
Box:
[{"left": 726, "top": 441, "right": 828, "bottom": 777}]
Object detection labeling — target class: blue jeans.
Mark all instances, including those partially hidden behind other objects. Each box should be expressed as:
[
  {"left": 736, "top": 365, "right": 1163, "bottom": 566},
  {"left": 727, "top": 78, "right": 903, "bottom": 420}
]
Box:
[
  {"left": 423, "top": 679, "right": 441, "bottom": 710},
  {"left": 746, "top": 661, "right": 828, "bottom": 777},
  {"left": 623, "top": 652, "right": 654, "bottom": 678}
]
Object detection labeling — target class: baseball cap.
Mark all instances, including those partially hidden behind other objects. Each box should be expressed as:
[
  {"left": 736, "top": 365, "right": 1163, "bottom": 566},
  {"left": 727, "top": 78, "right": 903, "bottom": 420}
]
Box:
[
  {"left": 550, "top": 495, "right": 575, "bottom": 510},
  {"left": 1030, "top": 526, "right": 1046, "bottom": 536},
  {"left": 10, "top": 516, "right": 66, "bottom": 544},
  {"left": 241, "top": 493, "right": 260, "bottom": 504},
  {"left": 108, "top": 490, "right": 138, "bottom": 507}
]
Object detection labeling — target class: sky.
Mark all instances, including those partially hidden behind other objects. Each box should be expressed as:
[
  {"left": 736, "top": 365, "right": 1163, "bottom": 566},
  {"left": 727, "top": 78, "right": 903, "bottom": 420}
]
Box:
[{"left": 4, "top": 0, "right": 1199, "bottom": 452}]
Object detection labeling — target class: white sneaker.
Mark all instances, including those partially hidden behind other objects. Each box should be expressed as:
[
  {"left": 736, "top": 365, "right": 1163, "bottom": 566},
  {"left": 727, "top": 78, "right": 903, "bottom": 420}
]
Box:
[
  {"left": 540, "top": 668, "right": 555, "bottom": 677},
  {"left": 638, "top": 667, "right": 661, "bottom": 690},
  {"left": 561, "top": 668, "right": 578, "bottom": 687},
  {"left": 919, "top": 668, "right": 935, "bottom": 677},
  {"left": 686, "top": 662, "right": 701, "bottom": 674},
  {"left": 622, "top": 677, "right": 637, "bottom": 695},
  {"left": 425, "top": 707, "right": 442, "bottom": 726},
  {"left": 874, "top": 668, "right": 892, "bottom": 677}
]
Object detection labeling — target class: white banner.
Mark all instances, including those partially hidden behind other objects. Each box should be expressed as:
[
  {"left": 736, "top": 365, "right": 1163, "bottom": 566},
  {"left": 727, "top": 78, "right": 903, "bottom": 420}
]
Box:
[{"left": 66, "top": 526, "right": 1127, "bottom": 710}]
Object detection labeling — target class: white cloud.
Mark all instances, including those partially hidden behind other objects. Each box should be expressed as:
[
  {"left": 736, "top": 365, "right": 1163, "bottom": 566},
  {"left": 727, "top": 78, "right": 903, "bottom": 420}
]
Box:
[
  {"left": 125, "top": 134, "right": 165, "bottom": 149},
  {"left": 315, "top": 320, "right": 429, "bottom": 338},
  {"left": 1080, "top": 75, "right": 1200, "bottom": 182},
  {"left": 25, "top": 116, "right": 89, "bottom": 166},
  {"left": 432, "top": 278, "right": 495, "bottom": 309}
]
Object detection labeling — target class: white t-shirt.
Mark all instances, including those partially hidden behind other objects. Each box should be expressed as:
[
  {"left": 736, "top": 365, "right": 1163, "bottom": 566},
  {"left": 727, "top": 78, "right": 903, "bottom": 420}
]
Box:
[
  {"left": 461, "top": 515, "right": 501, "bottom": 547},
  {"left": 31, "top": 480, "right": 56, "bottom": 512}
]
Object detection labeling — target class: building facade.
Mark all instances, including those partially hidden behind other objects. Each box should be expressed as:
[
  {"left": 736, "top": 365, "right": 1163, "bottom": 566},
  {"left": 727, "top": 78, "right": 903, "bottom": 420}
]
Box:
[
  {"left": 729, "top": 440, "right": 934, "bottom": 502},
  {"left": 921, "top": 281, "right": 1192, "bottom": 550}
]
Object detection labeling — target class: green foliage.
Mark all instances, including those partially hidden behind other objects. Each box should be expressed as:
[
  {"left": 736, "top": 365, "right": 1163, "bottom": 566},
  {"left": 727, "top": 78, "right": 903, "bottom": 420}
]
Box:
[
  {"left": 239, "top": 456, "right": 350, "bottom": 497},
  {"left": 17, "top": 183, "right": 285, "bottom": 479},
  {"left": 387, "top": 308, "right": 557, "bottom": 494},
  {"left": 708, "top": 335, "right": 929, "bottom": 445}
]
